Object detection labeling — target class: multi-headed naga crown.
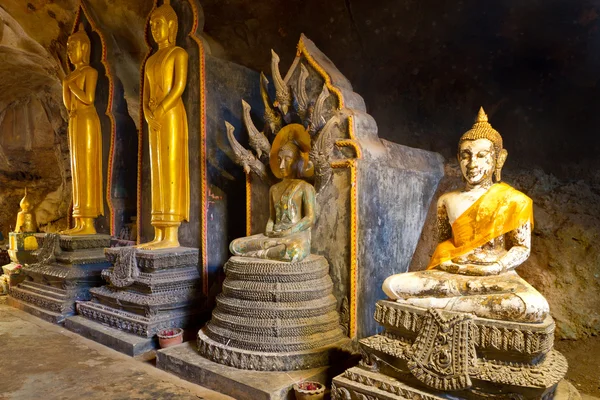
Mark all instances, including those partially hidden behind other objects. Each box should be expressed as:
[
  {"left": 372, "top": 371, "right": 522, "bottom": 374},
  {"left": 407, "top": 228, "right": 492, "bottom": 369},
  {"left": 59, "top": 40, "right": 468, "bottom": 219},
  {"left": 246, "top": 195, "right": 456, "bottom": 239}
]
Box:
[{"left": 459, "top": 107, "right": 503, "bottom": 155}]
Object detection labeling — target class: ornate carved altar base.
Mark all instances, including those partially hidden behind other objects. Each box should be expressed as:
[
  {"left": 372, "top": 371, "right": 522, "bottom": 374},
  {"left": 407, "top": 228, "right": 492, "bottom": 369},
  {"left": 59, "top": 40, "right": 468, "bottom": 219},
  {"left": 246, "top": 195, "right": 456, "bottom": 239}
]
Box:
[
  {"left": 66, "top": 246, "right": 201, "bottom": 356},
  {"left": 8, "top": 233, "right": 111, "bottom": 324},
  {"left": 332, "top": 300, "right": 573, "bottom": 400},
  {"left": 156, "top": 255, "right": 354, "bottom": 399}
]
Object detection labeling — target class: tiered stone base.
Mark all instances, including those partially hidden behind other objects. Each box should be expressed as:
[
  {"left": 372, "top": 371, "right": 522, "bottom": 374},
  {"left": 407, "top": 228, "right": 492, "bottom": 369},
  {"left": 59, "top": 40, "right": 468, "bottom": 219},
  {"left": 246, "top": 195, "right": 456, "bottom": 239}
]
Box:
[
  {"left": 332, "top": 368, "right": 580, "bottom": 400},
  {"left": 158, "top": 342, "right": 331, "bottom": 400},
  {"left": 8, "top": 234, "right": 111, "bottom": 324},
  {"left": 196, "top": 255, "right": 349, "bottom": 371},
  {"left": 332, "top": 301, "right": 570, "bottom": 400},
  {"left": 74, "top": 247, "right": 202, "bottom": 339}
]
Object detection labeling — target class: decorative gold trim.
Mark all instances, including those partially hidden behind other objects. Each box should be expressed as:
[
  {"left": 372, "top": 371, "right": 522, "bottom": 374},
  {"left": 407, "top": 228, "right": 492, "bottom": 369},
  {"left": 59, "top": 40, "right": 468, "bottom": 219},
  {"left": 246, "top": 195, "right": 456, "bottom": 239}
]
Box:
[
  {"left": 296, "top": 37, "right": 344, "bottom": 110},
  {"left": 294, "top": 42, "right": 361, "bottom": 338},
  {"left": 245, "top": 174, "right": 252, "bottom": 236},
  {"left": 73, "top": 1, "right": 117, "bottom": 235}
]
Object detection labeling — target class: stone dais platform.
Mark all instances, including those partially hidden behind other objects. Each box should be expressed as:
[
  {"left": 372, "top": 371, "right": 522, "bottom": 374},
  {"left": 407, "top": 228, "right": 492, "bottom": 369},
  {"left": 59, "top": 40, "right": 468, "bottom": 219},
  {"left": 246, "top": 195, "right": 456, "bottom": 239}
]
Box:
[
  {"left": 65, "top": 315, "right": 157, "bottom": 357},
  {"left": 8, "top": 233, "right": 112, "bottom": 324},
  {"left": 157, "top": 341, "right": 330, "bottom": 400}
]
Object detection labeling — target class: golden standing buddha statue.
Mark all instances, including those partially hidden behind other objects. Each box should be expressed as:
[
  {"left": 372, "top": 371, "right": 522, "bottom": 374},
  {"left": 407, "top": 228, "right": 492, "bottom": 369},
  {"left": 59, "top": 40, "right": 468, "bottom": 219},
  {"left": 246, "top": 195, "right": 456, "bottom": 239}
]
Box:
[
  {"left": 382, "top": 108, "right": 549, "bottom": 323},
  {"left": 61, "top": 23, "right": 103, "bottom": 236},
  {"left": 139, "top": 0, "right": 190, "bottom": 250},
  {"left": 15, "top": 188, "right": 37, "bottom": 233},
  {"left": 230, "top": 124, "right": 316, "bottom": 262}
]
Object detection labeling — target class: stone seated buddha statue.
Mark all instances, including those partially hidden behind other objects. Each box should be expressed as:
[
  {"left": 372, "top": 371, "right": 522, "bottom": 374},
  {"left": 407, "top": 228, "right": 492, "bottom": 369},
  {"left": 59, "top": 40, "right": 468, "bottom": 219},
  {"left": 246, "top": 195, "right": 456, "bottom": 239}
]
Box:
[
  {"left": 382, "top": 108, "right": 549, "bottom": 323},
  {"left": 197, "top": 123, "right": 347, "bottom": 372},
  {"left": 331, "top": 108, "right": 569, "bottom": 400},
  {"left": 230, "top": 123, "right": 316, "bottom": 263}
]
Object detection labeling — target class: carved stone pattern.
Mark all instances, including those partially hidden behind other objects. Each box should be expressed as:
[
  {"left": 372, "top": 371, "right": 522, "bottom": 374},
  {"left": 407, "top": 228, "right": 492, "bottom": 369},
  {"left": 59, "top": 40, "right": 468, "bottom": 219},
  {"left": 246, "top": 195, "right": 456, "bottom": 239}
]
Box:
[
  {"left": 89, "top": 285, "right": 200, "bottom": 307},
  {"left": 359, "top": 334, "right": 566, "bottom": 388},
  {"left": 101, "top": 267, "right": 200, "bottom": 291},
  {"left": 215, "top": 294, "right": 338, "bottom": 319},
  {"left": 406, "top": 309, "right": 474, "bottom": 391},
  {"left": 476, "top": 350, "right": 569, "bottom": 387},
  {"left": 331, "top": 384, "right": 352, "bottom": 400},
  {"left": 58, "top": 236, "right": 111, "bottom": 251},
  {"left": 341, "top": 369, "right": 442, "bottom": 400},
  {"left": 224, "top": 255, "right": 328, "bottom": 282},
  {"left": 106, "top": 247, "right": 139, "bottom": 288},
  {"left": 10, "top": 287, "right": 72, "bottom": 314},
  {"left": 32, "top": 233, "right": 60, "bottom": 266},
  {"left": 105, "top": 248, "right": 199, "bottom": 271},
  {"left": 211, "top": 310, "right": 341, "bottom": 337},
  {"left": 221, "top": 276, "right": 333, "bottom": 302},
  {"left": 198, "top": 256, "right": 346, "bottom": 370},
  {"left": 77, "top": 302, "right": 193, "bottom": 337},
  {"left": 375, "top": 302, "right": 554, "bottom": 355},
  {"left": 203, "top": 322, "right": 344, "bottom": 352},
  {"left": 23, "top": 263, "right": 93, "bottom": 280},
  {"left": 55, "top": 254, "right": 112, "bottom": 266},
  {"left": 197, "top": 330, "right": 333, "bottom": 371}
]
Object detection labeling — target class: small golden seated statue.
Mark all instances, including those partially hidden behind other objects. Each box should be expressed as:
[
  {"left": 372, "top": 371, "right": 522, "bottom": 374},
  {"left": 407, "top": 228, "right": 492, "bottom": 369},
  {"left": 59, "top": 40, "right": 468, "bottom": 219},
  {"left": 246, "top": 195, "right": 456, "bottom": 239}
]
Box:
[
  {"left": 60, "top": 24, "right": 103, "bottom": 236},
  {"left": 230, "top": 124, "right": 316, "bottom": 262},
  {"left": 15, "top": 188, "right": 37, "bottom": 234},
  {"left": 383, "top": 108, "right": 549, "bottom": 323},
  {"left": 138, "top": 0, "right": 190, "bottom": 250}
]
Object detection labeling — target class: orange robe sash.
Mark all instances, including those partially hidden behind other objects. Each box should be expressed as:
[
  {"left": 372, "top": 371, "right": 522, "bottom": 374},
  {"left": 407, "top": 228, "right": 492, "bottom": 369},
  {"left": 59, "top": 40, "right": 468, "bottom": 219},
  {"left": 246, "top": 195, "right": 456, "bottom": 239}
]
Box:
[{"left": 427, "top": 182, "right": 533, "bottom": 269}]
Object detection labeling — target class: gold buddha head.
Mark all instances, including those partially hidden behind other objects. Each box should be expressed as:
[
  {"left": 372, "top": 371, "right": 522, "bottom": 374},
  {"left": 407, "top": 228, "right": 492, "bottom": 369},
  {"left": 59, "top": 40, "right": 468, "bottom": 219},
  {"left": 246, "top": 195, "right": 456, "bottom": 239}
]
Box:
[
  {"left": 150, "top": 0, "right": 178, "bottom": 46},
  {"left": 270, "top": 124, "right": 314, "bottom": 179},
  {"left": 67, "top": 23, "right": 91, "bottom": 65},
  {"left": 458, "top": 107, "right": 508, "bottom": 184}
]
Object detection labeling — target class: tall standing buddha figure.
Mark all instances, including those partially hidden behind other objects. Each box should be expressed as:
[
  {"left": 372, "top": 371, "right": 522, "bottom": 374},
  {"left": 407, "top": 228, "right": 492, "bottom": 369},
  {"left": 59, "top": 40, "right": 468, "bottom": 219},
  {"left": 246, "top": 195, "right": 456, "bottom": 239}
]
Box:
[
  {"left": 383, "top": 107, "right": 549, "bottom": 323},
  {"left": 141, "top": 0, "right": 190, "bottom": 249},
  {"left": 61, "top": 23, "right": 103, "bottom": 235}
]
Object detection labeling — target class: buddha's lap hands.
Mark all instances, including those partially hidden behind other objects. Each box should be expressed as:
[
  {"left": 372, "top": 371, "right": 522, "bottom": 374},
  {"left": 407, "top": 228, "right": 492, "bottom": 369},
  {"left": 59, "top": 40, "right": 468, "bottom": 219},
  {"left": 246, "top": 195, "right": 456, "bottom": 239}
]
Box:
[
  {"left": 267, "top": 228, "right": 292, "bottom": 238},
  {"left": 438, "top": 261, "right": 503, "bottom": 276}
]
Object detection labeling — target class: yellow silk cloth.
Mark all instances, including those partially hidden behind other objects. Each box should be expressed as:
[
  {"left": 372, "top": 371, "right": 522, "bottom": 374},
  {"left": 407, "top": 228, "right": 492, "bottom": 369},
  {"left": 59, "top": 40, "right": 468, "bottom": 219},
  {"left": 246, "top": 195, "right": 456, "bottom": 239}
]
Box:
[{"left": 427, "top": 182, "right": 533, "bottom": 269}]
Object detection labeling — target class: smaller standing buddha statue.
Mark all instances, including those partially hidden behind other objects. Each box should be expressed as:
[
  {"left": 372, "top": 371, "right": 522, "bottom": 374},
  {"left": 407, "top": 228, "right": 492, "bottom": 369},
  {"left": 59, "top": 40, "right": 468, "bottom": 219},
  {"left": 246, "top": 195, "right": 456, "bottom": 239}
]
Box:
[
  {"left": 139, "top": 0, "right": 190, "bottom": 250},
  {"left": 61, "top": 23, "right": 103, "bottom": 236},
  {"left": 382, "top": 107, "right": 549, "bottom": 323},
  {"left": 15, "top": 188, "right": 37, "bottom": 234},
  {"left": 230, "top": 124, "right": 316, "bottom": 262}
]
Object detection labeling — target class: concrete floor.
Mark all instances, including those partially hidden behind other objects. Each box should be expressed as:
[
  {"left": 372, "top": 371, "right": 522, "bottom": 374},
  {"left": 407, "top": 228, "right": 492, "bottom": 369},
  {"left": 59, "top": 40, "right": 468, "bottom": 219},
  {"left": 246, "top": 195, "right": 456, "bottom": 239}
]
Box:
[
  {"left": 1, "top": 296, "right": 598, "bottom": 400},
  {"left": 0, "top": 298, "right": 233, "bottom": 400}
]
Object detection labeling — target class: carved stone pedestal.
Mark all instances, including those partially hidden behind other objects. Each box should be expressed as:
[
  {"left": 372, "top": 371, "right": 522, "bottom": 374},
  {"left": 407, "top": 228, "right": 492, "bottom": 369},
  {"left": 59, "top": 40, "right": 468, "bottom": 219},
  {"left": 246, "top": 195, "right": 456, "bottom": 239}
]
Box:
[
  {"left": 158, "top": 341, "right": 331, "bottom": 400},
  {"left": 157, "top": 255, "right": 353, "bottom": 399},
  {"left": 8, "top": 233, "right": 111, "bottom": 324},
  {"left": 332, "top": 300, "right": 571, "bottom": 400},
  {"left": 197, "top": 255, "right": 350, "bottom": 371},
  {"left": 69, "top": 247, "right": 202, "bottom": 355},
  {"left": 8, "top": 231, "right": 39, "bottom": 265}
]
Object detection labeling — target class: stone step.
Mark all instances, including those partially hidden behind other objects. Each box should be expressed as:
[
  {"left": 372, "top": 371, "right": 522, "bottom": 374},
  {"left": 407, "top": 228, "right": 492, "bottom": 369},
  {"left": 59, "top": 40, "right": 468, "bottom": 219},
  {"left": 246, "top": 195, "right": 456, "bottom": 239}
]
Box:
[
  {"left": 10, "top": 286, "right": 68, "bottom": 315},
  {"left": 210, "top": 309, "right": 342, "bottom": 337},
  {"left": 214, "top": 294, "right": 338, "bottom": 318},
  {"left": 89, "top": 286, "right": 201, "bottom": 309},
  {"left": 203, "top": 321, "right": 346, "bottom": 353},
  {"left": 224, "top": 255, "right": 329, "bottom": 282},
  {"left": 18, "top": 281, "right": 67, "bottom": 301},
  {"left": 76, "top": 300, "right": 196, "bottom": 338},
  {"left": 221, "top": 276, "right": 333, "bottom": 302}
]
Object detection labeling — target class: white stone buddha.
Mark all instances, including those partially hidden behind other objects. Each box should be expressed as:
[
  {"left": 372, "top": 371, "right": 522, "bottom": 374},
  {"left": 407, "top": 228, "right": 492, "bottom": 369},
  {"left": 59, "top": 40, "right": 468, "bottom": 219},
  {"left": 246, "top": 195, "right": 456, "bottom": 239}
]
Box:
[{"left": 382, "top": 108, "right": 549, "bottom": 323}]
